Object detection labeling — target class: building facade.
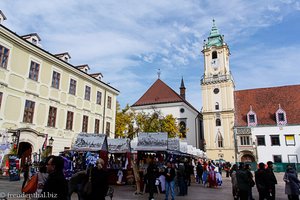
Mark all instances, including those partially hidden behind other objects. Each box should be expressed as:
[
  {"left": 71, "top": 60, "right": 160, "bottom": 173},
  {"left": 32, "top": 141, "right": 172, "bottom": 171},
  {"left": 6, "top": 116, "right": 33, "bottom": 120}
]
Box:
[
  {"left": 201, "top": 20, "right": 235, "bottom": 162},
  {"left": 0, "top": 13, "right": 119, "bottom": 159},
  {"left": 234, "top": 85, "right": 300, "bottom": 163},
  {"left": 131, "top": 78, "right": 204, "bottom": 149}
]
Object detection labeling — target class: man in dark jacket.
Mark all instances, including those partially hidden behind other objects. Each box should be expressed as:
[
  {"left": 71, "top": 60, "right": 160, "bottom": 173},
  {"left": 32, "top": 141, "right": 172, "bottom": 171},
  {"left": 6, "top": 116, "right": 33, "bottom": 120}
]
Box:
[
  {"left": 146, "top": 158, "right": 158, "bottom": 200},
  {"left": 164, "top": 162, "right": 176, "bottom": 200},
  {"left": 39, "top": 156, "right": 68, "bottom": 200},
  {"left": 236, "top": 163, "right": 249, "bottom": 200},
  {"left": 265, "top": 161, "right": 277, "bottom": 200},
  {"left": 255, "top": 162, "right": 269, "bottom": 200}
]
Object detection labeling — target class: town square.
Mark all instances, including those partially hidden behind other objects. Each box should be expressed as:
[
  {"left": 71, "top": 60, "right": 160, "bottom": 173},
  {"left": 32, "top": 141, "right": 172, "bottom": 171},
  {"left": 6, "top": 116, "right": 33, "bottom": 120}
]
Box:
[{"left": 0, "top": 1, "right": 300, "bottom": 200}]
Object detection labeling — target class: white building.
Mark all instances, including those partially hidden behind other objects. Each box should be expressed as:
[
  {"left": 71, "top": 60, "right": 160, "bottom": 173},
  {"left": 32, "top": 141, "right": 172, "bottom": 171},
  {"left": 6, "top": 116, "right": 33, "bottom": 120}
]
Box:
[
  {"left": 234, "top": 85, "right": 300, "bottom": 163},
  {"left": 131, "top": 78, "right": 204, "bottom": 149}
]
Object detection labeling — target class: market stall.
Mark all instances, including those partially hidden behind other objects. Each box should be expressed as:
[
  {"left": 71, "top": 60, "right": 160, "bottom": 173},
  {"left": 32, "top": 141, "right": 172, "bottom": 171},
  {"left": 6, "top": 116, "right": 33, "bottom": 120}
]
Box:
[
  {"left": 107, "top": 138, "right": 131, "bottom": 184},
  {"left": 60, "top": 133, "right": 109, "bottom": 179}
]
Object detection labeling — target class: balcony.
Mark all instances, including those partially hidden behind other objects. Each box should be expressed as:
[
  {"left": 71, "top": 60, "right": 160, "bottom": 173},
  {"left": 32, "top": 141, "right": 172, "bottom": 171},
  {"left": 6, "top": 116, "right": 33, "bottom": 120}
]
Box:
[{"left": 201, "top": 73, "right": 234, "bottom": 84}]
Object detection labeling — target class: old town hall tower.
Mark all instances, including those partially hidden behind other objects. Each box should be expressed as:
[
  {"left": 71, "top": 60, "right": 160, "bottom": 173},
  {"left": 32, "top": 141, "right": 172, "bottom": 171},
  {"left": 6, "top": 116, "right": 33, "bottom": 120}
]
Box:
[{"left": 201, "top": 20, "right": 235, "bottom": 162}]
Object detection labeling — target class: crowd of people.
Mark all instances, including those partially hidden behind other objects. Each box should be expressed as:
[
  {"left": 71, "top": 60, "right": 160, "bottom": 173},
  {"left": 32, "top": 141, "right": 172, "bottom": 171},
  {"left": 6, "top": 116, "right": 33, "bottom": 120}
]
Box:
[{"left": 230, "top": 161, "right": 300, "bottom": 200}]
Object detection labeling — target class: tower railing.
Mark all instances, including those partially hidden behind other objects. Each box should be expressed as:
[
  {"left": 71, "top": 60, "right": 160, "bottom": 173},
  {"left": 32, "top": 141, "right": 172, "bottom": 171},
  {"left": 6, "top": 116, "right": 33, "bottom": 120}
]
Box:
[{"left": 201, "top": 73, "right": 234, "bottom": 84}]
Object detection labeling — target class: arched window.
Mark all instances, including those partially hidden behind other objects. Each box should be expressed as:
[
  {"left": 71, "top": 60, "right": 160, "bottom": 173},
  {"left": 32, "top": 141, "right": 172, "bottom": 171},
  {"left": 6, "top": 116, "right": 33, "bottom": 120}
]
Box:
[
  {"left": 215, "top": 102, "right": 219, "bottom": 110},
  {"left": 216, "top": 118, "right": 221, "bottom": 126},
  {"left": 212, "top": 51, "right": 218, "bottom": 59},
  {"left": 217, "top": 132, "right": 223, "bottom": 148},
  {"left": 179, "top": 121, "right": 186, "bottom": 138}
]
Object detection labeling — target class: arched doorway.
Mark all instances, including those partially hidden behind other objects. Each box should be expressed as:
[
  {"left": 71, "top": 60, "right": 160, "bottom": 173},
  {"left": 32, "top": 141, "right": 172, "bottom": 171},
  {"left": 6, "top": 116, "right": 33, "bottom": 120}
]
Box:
[
  {"left": 241, "top": 154, "right": 255, "bottom": 162},
  {"left": 18, "top": 142, "right": 32, "bottom": 167}
]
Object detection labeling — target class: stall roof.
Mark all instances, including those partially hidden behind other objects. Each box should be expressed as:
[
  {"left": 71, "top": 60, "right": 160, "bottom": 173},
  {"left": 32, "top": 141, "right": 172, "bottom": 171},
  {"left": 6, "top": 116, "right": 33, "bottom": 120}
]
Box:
[
  {"left": 108, "top": 138, "right": 131, "bottom": 153},
  {"left": 72, "top": 133, "right": 108, "bottom": 151},
  {"left": 135, "top": 132, "right": 168, "bottom": 151}
]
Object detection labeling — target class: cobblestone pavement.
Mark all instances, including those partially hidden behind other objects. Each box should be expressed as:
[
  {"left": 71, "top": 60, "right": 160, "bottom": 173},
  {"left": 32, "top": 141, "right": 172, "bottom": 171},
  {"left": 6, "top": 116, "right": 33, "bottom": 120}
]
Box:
[{"left": 0, "top": 173, "right": 287, "bottom": 200}]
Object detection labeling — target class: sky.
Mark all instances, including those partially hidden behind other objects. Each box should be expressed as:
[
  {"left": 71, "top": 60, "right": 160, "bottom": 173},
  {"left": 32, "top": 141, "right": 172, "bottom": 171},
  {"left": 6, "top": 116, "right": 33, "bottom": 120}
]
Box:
[{"left": 1, "top": 0, "right": 300, "bottom": 110}]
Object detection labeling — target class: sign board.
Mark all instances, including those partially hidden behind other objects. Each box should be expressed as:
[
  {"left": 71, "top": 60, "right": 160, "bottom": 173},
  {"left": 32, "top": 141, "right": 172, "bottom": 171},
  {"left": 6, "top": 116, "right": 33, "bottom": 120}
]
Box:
[
  {"left": 108, "top": 138, "right": 131, "bottom": 153},
  {"left": 8, "top": 155, "right": 20, "bottom": 181},
  {"left": 72, "top": 133, "right": 107, "bottom": 151},
  {"left": 167, "top": 138, "right": 180, "bottom": 151},
  {"left": 136, "top": 132, "right": 168, "bottom": 151}
]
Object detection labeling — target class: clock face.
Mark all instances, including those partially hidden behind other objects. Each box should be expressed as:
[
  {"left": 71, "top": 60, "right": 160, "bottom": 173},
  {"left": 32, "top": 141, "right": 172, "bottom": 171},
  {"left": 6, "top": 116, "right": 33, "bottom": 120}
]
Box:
[{"left": 211, "top": 59, "right": 219, "bottom": 69}]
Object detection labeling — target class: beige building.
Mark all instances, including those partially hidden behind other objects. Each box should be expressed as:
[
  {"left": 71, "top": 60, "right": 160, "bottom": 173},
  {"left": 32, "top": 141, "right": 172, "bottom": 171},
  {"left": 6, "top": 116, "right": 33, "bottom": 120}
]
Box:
[
  {"left": 201, "top": 20, "right": 235, "bottom": 162},
  {"left": 0, "top": 12, "right": 119, "bottom": 160}
]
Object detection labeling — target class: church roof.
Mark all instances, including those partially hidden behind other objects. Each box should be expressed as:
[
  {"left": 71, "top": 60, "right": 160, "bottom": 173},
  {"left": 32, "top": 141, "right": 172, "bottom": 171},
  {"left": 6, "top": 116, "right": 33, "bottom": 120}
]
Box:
[
  {"left": 132, "top": 79, "right": 199, "bottom": 113},
  {"left": 234, "top": 84, "right": 300, "bottom": 126}
]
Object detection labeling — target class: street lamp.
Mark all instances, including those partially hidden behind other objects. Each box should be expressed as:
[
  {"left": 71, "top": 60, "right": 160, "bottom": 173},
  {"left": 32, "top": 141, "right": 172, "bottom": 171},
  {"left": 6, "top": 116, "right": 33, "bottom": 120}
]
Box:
[{"left": 49, "top": 137, "right": 54, "bottom": 146}]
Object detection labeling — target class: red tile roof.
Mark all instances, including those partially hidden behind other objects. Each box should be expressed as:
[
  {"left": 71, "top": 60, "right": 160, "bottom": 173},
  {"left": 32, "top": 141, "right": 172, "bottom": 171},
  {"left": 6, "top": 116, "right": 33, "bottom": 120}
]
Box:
[
  {"left": 234, "top": 84, "right": 300, "bottom": 126},
  {"left": 132, "top": 79, "right": 184, "bottom": 106}
]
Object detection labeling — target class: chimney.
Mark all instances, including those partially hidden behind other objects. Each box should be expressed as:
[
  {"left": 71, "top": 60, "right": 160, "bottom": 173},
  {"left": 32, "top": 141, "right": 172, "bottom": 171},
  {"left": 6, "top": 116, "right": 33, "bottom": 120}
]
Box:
[{"left": 180, "top": 77, "right": 186, "bottom": 100}]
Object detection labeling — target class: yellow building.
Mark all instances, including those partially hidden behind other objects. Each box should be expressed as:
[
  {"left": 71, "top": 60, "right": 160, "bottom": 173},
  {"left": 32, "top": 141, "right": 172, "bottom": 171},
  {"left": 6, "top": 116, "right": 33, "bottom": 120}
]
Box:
[
  {"left": 0, "top": 12, "right": 119, "bottom": 160},
  {"left": 201, "top": 20, "right": 235, "bottom": 162}
]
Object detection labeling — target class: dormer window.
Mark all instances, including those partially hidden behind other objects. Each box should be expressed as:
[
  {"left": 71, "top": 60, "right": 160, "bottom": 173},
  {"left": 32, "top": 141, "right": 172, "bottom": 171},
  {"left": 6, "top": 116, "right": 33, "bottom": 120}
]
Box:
[
  {"left": 212, "top": 51, "right": 217, "bottom": 59},
  {"left": 32, "top": 38, "right": 37, "bottom": 45},
  {"left": 276, "top": 104, "right": 287, "bottom": 126},
  {"left": 247, "top": 105, "right": 257, "bottom": 127}
]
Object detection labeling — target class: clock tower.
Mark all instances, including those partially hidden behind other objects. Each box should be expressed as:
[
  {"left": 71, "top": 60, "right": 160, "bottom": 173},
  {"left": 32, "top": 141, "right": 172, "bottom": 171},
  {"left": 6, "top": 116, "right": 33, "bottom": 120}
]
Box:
[{"left": 201, "top": 20, "right": 236, "bottom": 162}]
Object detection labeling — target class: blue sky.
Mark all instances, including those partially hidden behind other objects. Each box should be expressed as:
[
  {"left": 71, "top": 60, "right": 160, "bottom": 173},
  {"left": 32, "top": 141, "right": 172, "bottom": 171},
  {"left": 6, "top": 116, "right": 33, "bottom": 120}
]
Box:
[{"left": 1, "top": 0, "right": 300, "bottom": 110}]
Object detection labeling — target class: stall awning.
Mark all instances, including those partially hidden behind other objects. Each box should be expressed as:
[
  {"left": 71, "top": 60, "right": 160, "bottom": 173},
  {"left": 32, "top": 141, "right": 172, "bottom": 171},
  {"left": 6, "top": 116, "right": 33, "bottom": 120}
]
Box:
[
  {"left": 108, "top": 138, "right": 131, "bottom": 153},
  {"left": 167, "top": 138, "right": 180, "bottom": 151},
  {"left": 135, "top": 132, "right": 168, "bottom": 151},
  {"left": 72, "top": 133, "right": 108, "bottom": 151}
]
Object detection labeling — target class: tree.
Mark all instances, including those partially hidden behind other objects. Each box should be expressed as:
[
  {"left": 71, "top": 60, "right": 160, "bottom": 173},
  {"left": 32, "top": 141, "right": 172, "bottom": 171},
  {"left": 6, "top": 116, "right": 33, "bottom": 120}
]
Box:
[{"left": 115, "top": 102, "right": 134, "bottom": 138}]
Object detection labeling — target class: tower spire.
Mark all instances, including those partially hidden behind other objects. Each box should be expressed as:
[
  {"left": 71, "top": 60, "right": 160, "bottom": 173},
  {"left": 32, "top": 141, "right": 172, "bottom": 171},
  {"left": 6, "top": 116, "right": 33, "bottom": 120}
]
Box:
[
  {"left": 157, "top": 69, "right": 161, "bottom": 79},
  {"left": 180, "top": 77, "right": 186, "bottom": 99}
]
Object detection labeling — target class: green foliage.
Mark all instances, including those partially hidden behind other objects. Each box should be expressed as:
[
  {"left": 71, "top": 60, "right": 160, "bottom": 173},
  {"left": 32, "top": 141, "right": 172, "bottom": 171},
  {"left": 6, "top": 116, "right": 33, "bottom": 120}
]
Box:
[{"left": 115, "top": 104, "right": 181, "bottom": 138}]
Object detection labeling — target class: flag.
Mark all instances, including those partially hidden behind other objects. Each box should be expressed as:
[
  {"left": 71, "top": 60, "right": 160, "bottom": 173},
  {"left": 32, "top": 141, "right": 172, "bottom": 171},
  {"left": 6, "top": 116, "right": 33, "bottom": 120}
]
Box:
[{"left": 42, "top": 134, "right": 48, "bottom": 151}]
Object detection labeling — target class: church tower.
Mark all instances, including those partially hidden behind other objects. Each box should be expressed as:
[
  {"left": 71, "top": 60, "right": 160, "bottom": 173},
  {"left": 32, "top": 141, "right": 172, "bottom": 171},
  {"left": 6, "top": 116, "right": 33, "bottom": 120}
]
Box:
[{"left": 201, "top": 20, "right": 235, "bottom": 162}]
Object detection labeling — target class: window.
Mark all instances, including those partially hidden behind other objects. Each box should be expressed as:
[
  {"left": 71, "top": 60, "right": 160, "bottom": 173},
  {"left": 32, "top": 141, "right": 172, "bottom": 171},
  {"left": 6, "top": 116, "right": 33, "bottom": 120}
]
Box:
[
  {"left": 215, "top": 102, "right": 219, "bottom": 110},
  {"left": 82, "top": 115, "right": 88, "bottom": 132},
  {"left": 47, "top": 106, "right": 57, "bottom": 127},
  {"left": 217, "top": 133, "right": 223, "bottom": 148},
  {"left": 69, "top": 79, "right": 76, "bottom": 95},
  {"left": 51, "top": 71, "right": 60, "bottom": 89},
  {"left": 0, "top": 92, "right": 2, "bottom": 109},
  {"left": 273, "top": 155, "right": 282, "bottom": 163},
  {"left": 288, "top": 155, "right": 298, "bottom": 163},
  {"left": 247, "top": 107, "right": 257, "bottom": 126},
  {"left": 216, "top": 118, "right": 221, "bottom": 126},
  {"left": 0, "top": 45, "right": 9, "bottom": 69},
  {"left": 23, "top": 100, "right": 35, "bottom": 123},
  {"left": 285, "top": 135, "right": 295, "bottom": 146},
  {"left": 106, "top": 121, "right": 110, "bottom": 136},
  {"left": 107, "top": 96, "right": 112, "bottom": 109},
  {"left": 66, "top": 111, "right": 74, "bottom": 130},
  {"left": 276, "top": 106, "right": 287, "bottom": 125},
  {"left": 240, "top": 136, "right": 250, "bottom": 145},
  {"left": 84, "top": 86, "right": 91, "bottom": 101},
  {"left": 96, "top": 91, "right": 102, "bottom": 105},
  {"left": 180, "top": 108, "right": 185, "bottom": 113},
  {"left": 278, "top": 113, "right": 285, "bottom": 121},
  {"left": 95, "top": 119, "right": 100, "bottom": 133},
  {"left": 213, "top": 88, "right": 219, "bottom": 94},
  {"left": 257, "top": 136, "right": 265, "bottom": 146},
  {"left": 179, "top": 121, "right": 187, "bottom": 138},
  {"left": 249, "top": 114, "right": 255, "bottom": 123},
  {"left": 28, "top": 61, "right": 40, "bottom": 81},
  {"left": 212, "top": 51, "right": 218, "bottom": 59},
  {"left": 270, "top": 135, "right": 280, "bottom": 146}
]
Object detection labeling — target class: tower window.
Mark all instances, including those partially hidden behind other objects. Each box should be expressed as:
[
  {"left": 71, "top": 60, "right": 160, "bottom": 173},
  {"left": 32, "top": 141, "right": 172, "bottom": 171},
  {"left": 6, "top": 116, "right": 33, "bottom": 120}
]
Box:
[
  {"left": 217, "top": 132, "right": 223, "bottom": 148},
  {"left": 216, "top": 118, "right": 221, "bottom": 126},
  {"left": 215, "top": 102, "right": 219, "bottom": 110},
  {"left": 212, "top": 51, "right": 217, "bottom": 59}
]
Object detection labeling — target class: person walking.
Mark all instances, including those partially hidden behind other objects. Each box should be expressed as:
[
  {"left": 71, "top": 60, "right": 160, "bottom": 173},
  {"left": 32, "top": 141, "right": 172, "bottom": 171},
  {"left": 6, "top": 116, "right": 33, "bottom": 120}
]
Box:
[
  {"left": 164, "top": 162, "right": 175, "bottom": 200},
  {"left": 245, "top": 164, "right": 255, "bottom": 200},
  {"left": 265, "top": 161, "right": 277, "bottom": 200},
  {"left": 39, "top": 155, "right": 68, "bottom": 200},
  {"left": 86, "top": 158, "right": 109, "bottom": 200},
  {"left": 284, "top": 165, "right": 300, "bottom": 200},
  {"left": 255, "top": 162, "right": 269, "bottom": 200},
  {"left": 196, "top": 162, "right": 203, "bottom": 184},
  {"left": 146, "top": 158, "right": 158, "bottom": 200},
  {"left": 236, "top": 163, "right": 249, "bottom": 200},
  {"left": 230, "top": 164, "right": 239, "bottom": 200},
  {"left": 21, "top": 161, "right": 30, "bottom": 189}
]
